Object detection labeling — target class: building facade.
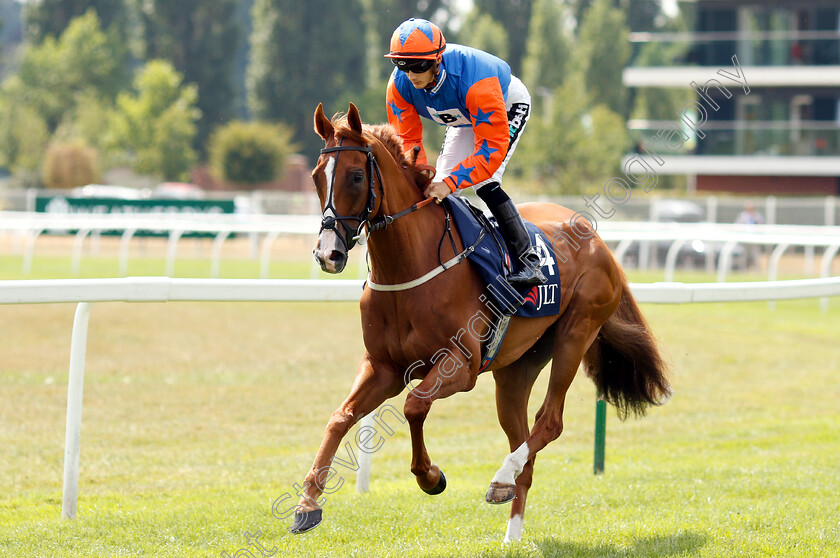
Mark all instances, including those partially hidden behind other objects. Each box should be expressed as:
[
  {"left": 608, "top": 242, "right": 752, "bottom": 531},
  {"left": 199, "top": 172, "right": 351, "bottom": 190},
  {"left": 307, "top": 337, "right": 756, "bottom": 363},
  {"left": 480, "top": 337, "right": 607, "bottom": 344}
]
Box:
[{"left": 623, "top": 0, "right": 840, "bottom": 194}]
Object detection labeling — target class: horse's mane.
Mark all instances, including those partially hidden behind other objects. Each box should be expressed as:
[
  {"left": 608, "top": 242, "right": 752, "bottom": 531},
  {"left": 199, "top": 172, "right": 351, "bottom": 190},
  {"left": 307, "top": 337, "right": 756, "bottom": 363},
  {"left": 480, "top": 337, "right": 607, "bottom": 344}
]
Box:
[{"left": 331, "top": 114, "right": 430, "bottom": 191}]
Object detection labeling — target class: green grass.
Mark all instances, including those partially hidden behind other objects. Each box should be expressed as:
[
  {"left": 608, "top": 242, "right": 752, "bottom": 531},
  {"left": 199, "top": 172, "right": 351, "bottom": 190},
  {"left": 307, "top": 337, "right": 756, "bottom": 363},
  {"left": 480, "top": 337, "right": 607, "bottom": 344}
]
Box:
[{"left": 1, "top": 256, "right": 839, "bottom": 557}]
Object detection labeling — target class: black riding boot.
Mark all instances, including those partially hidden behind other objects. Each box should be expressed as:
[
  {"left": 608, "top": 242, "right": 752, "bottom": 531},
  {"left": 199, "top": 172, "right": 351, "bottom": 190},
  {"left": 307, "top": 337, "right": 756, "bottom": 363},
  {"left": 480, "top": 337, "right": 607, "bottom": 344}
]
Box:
[{"left": 491, "top": 199, "right": 547, "bottom": 287}]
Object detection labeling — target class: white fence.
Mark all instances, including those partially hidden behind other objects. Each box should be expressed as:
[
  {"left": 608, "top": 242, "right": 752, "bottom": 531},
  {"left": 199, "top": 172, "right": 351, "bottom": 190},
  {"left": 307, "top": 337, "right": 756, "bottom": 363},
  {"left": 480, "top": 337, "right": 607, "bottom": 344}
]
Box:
[
  {"left": 596, "top": 220, "right": 840, "bottom": 282},
  {"left": 4, "top": 210, "right": 840, "bottom": 282},
  {"left": 2, "top": 276, "right": 840, "bottom": 519},
  {"left": 3, "top": 189, "right": 840, "bottom": 227}
]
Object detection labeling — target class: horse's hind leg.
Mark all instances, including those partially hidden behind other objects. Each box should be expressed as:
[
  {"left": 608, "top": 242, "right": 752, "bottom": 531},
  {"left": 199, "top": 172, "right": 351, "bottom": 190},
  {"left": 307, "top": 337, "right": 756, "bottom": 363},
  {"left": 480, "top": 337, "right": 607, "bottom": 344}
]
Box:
[
  {"left": 491, "top": 356, "right": 544, "bottom": 543},
  {"left": 487, "top": 285, "right": 618, "bottom": 509}
]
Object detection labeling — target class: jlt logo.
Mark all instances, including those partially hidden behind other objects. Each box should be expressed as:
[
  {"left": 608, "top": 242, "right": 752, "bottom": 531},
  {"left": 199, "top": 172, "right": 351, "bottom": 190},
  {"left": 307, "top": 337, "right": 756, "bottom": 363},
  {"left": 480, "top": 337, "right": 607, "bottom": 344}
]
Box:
[
  {"left": 537, "top": 284, "right": 557, "bottom": 310},
  {"left": 525, "top": 284, "right": 558, "bottom": 311}
]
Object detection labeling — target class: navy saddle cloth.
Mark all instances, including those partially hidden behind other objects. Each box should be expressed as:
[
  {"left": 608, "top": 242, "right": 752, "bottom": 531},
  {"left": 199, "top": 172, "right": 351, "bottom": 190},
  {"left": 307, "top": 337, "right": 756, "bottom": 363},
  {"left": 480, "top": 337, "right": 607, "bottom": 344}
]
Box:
[{"left": 443, "top": 196, "right": 561, "bottom": 318}]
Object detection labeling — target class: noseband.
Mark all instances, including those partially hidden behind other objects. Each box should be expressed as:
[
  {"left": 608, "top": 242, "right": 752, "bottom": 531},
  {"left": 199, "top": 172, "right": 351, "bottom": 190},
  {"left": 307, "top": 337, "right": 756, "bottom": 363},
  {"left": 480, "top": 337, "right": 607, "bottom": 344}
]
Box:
[{"left": 318, "top": 141, "right": 383, "bottom": 251}]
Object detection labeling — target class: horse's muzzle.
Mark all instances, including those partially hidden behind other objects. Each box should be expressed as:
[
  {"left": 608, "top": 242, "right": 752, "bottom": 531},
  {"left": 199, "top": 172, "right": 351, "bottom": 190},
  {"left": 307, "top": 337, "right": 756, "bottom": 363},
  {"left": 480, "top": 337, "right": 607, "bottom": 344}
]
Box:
[{"left": 313, "top": 233, "right": 347, "bottom": 274}]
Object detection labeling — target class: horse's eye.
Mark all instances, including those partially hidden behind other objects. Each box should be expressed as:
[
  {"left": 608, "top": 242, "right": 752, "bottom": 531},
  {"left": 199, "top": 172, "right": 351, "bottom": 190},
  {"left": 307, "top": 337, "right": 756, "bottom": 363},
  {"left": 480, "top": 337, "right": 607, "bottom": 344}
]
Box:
[{"left": 352, "top": 171, "right": 364, "bottom": 185}]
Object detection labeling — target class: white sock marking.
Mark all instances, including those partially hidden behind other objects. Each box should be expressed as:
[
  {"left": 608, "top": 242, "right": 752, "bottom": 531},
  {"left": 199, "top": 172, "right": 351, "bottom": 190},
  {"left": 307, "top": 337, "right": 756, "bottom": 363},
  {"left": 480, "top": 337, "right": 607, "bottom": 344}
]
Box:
[
  {"left": 504, "top": 514, "right": 523, "bottom": 543},
  {"left": 491, "top": 442, "right": 529, "bottom": 485}
]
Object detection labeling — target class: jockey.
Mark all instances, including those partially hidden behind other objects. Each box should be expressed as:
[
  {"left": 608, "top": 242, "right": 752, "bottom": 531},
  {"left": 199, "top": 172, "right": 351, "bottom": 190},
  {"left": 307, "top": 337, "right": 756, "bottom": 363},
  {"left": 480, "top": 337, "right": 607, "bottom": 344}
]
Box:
[{"left": 385, "top": 18, "right": 546, "bottom": 287}]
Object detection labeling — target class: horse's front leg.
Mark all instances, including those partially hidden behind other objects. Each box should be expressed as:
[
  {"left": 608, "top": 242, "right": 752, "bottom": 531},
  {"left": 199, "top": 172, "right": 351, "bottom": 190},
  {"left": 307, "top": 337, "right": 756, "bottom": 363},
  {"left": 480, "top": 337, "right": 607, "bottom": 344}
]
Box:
[
  {"left": 404, "top": 345, "right": 479, "bottom": 494},
  {"left": 291, "top": 354, "right": 403, "bottom": 534}
]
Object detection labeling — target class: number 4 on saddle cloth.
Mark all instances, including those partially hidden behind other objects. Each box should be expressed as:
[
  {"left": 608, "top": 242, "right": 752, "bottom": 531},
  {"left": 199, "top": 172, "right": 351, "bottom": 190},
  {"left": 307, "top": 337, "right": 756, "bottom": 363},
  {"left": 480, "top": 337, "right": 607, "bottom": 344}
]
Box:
[{"left": 442, "top": 196, "right": 562, "bottom": 371}]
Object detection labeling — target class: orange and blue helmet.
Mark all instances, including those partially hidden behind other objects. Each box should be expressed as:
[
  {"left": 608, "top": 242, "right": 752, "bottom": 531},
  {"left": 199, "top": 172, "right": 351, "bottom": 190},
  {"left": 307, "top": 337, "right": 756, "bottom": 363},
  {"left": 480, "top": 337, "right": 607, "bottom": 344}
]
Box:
[{"left": 385, "top": 18, "right": 446, "bottom": 60}]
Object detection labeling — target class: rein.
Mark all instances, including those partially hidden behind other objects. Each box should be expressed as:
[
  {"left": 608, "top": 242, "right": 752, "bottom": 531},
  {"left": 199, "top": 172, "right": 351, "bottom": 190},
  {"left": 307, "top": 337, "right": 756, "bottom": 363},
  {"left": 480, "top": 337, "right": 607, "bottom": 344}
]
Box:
[{"left": 368, "top": 196, "right": 436, "bottom": 232}]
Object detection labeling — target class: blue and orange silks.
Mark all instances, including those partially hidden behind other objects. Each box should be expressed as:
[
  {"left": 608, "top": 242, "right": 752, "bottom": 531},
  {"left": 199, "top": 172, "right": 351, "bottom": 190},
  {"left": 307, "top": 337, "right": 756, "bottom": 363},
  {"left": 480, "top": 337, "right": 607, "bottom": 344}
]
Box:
[{"left": 386, "top": 44, "right": 512, "bottom": 193}]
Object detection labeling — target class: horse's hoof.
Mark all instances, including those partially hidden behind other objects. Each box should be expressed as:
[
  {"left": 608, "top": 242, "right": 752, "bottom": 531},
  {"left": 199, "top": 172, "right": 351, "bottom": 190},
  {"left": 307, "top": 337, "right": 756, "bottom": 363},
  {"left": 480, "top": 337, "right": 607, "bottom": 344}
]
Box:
[
  {"left": 421, "top": 469, "right": 447, "bottom": 495},
  {"left": 290, "top": 508, "right": 322, "bottom": 534},
  {"left": 485, "top": 482, "right": 516, "bottom": 504}
]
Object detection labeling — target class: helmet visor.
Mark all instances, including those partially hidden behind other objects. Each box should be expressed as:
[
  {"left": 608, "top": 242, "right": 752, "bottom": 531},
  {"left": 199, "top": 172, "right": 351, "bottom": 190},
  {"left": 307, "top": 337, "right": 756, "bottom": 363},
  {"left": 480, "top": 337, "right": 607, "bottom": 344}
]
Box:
[{"left": 391, "top": 58, "right": 435, "bottom": 73}]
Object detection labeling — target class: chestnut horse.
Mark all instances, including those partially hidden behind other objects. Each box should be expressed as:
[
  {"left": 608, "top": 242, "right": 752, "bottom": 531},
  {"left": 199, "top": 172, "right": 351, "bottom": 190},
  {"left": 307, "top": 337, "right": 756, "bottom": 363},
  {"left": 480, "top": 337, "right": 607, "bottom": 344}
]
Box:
[{"left": 295, "top": 103, "right": 669, "bottom": 542}]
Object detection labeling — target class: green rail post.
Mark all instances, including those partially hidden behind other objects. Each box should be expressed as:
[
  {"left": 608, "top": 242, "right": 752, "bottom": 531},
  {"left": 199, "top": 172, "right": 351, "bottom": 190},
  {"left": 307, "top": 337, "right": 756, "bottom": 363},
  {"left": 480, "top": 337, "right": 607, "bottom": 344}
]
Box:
[{"left": 593, "top": 395, "right": 607, "bottom": 474}]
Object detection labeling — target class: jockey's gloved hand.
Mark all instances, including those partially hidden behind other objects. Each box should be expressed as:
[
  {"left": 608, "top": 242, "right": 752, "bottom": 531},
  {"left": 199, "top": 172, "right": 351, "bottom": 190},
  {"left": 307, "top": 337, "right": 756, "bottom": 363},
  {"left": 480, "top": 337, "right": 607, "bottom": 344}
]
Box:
[{"left": 423, "top": 180, "right": 452, "bottom": 203}]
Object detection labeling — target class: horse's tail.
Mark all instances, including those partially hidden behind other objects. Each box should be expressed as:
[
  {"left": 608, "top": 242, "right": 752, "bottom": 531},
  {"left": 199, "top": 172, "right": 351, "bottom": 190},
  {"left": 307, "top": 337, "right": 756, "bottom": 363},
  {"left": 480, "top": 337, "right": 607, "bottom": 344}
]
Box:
[{"left": 583, "top": 271, "right": 671, "bottom": 420}]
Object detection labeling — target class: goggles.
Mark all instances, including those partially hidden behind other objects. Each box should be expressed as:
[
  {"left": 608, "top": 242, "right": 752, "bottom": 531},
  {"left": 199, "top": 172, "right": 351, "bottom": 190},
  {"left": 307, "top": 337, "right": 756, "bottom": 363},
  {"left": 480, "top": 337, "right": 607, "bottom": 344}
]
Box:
[{"left": 391, "top": 58, "right": 435, "bottom": 73}]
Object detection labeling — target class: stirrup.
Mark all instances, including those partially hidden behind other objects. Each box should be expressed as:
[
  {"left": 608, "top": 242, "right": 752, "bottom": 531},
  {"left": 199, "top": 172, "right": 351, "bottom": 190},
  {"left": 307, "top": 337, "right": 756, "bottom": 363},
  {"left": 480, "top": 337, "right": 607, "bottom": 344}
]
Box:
[
  {"left": 507, "top": 251, "right": 546, "bottom": 286},
  {"left": 507, "top": 267, "right": 546, "bottom": 287}
]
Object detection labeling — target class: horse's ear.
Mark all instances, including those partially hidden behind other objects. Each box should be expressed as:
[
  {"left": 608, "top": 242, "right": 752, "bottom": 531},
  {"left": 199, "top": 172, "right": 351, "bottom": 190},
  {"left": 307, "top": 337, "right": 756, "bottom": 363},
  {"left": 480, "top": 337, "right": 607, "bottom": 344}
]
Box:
[
  {"left": 347, "top": 103, "right": 363, "bottom": 135},
  {"left": 314, "top": 103, "right": 334, "bottom": 141}
]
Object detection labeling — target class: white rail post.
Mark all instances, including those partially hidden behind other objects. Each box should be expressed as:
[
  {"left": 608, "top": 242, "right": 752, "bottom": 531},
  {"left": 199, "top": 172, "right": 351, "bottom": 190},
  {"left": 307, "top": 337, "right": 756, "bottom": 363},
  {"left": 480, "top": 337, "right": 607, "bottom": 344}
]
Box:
[
  {"left": 765, "top": 196, "right": 777, "bottom": 225},
  {"left": 165, "top": 230, "right": 184, "bottom": 277},
  {"left": 260, "top": 231, "right": 281, "bottom": 279},
  {"left": 118, "top": 228, "right": 137, "bottom": 277},
  {"left": 613, "top": 239, "right": 634, "bottom": 267},
  {"left": 23, "top": 228, "right": 44, "bottom": 275},
  {"left": 706, "top": 195, "right": 718, "bottom": 223},
  {"left": 71, "top": 228, "right": 92, "bottom": 277},
  {"left": 355, "top": 413, "right": 376, "bottom": 493},
  {"left": 819, "top": 244, "right": 840, "bottom": 313},
  {"left": 210, "top": 231, "right": 232, "bottom": 278},
  {"left": 664, "top": 239, "right": 687, "bottom": 282},
  {"left": 716, "top": 241, "right": 739, "bottom": 283},
  {"left": 767, "top": 243, "right": 790, "bottom": 310},
  {"left": 62, "top": 302, "right": 93, "bottom": 519}
]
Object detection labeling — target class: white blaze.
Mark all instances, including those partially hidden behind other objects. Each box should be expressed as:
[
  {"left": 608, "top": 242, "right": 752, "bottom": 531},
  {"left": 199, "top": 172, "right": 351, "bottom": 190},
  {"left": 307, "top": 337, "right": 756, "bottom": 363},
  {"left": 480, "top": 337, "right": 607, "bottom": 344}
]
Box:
[{"left": 315, "top": 156, "right": 341, "bottom": 272}]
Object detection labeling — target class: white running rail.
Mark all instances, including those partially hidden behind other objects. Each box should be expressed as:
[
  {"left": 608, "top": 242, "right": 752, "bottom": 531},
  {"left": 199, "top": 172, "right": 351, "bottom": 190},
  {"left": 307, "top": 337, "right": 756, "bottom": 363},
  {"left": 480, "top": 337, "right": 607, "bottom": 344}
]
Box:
[
  {"left": 2, "top": 276, "right": 840, "bottom": 519},
  {"left": 4, "top": 211, "right": 840, "bottom": 281}
]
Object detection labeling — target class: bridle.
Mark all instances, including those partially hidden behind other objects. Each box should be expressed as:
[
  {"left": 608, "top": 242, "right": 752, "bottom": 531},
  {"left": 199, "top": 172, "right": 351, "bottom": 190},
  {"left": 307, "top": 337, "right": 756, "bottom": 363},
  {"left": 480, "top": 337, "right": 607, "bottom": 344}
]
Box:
[
  {"left": 318, "top": 141, "right": 383, "bottom": 252},
  {"left": 318, "top": 139, "right": 435, "bottom": 250},
  {"left": 318, "top": 136, "right": 482, "bottom": 292}
]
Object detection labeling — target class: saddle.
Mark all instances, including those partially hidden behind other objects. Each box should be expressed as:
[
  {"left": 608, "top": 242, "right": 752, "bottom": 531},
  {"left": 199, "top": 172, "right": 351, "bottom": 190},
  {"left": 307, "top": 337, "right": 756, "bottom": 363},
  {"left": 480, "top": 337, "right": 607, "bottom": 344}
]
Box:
[{"left": 442, "top": 196, "right": 562, "bottom": 370}]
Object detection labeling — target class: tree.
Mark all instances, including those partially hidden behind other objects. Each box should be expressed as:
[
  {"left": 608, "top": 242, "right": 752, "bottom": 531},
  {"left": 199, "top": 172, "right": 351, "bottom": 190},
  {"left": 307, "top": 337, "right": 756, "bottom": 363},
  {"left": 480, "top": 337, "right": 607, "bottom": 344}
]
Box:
[
  {"left": 248, "top": 0, "right": 368, "bottom": 160},
  {"left": 457, "top": 10, "right": 510, "bottom": 61},
  {"left": 570, "top": 0, "right": 593, "bottom": 28},
  {"left": 362, "top": 0, "right": 453, "bottom": 86},
  {"left": 136, "top": 0, "right": 242, "bottom": 154},
  {"left": 1, "top": 0, "right": 23, "bottom": 64},
  {"left": 231, "top": 0, "right": 254, "bottom": 119},
  {"left": 14, "top": 9, "right": 127, "bottom": 131},
  {"left": 43, "top": 139, "right": 99, "bottom": 189},
  {"left": 107, "top": 60, "right": 200, "bottom": 180},
  {"left": 209, "top": 121, "right": 296, "bottom": 187},
  {"left": 629, "top": 41, "right": 693, "bottom": 121},
  {"left": 621, "top": 0, "right": 664, "bottom": 33},
  {"left": 0, "top": 81, "right": 50, "bottom": 180},
  {"left": 521, "top": 0, "right": 571, "bottom": 107},
  {"left": 23, "top": 0, "right": 128, "bottom": 43},
  {"left": 514, "top": 77, "right": 627, "bottom": 195},
  {"left": 574, "top": 0, "right": 630, "bottom": 117},
  {"left": 471, "top": 0, "right": 534, "bottom": 75}
]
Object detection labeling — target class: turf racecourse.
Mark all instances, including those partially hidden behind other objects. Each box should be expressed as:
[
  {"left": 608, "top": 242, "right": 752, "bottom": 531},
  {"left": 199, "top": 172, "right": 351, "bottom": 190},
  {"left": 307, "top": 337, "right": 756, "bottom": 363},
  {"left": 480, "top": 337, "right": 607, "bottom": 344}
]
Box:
[{"left": 1, "top": 255, "right": 839, "bottom": 557}]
